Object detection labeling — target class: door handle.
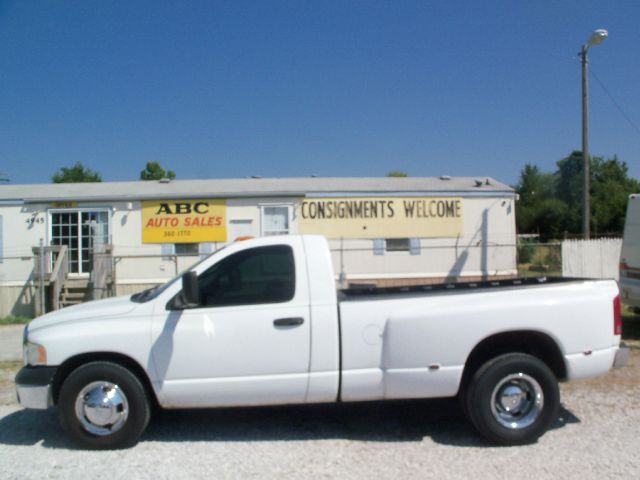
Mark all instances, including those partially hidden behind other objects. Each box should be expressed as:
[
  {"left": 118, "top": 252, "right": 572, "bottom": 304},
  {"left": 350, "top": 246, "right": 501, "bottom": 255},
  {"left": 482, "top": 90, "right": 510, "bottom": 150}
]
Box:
[{"left": 273, "top": 317, "right": 304, "bottom": 327}]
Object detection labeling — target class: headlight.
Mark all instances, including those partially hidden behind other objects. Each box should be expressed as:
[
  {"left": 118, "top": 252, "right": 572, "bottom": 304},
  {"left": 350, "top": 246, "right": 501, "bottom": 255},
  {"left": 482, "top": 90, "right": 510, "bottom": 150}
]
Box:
[{"left": 23, "top": 341, "right": 47, "bottom": 366}]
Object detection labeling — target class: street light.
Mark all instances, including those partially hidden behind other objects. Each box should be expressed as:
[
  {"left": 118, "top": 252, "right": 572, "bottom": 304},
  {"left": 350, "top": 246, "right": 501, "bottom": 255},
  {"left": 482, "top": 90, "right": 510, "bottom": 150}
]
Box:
[{"left": 580, "top": 28, "right": 608, "bottom": 239}]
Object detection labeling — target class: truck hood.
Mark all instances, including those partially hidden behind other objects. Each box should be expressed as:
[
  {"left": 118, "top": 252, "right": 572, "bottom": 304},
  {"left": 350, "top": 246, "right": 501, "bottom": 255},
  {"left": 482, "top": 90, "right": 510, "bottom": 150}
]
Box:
[{"left": 28, "top": 295, "right": 140, "bottom": 332}]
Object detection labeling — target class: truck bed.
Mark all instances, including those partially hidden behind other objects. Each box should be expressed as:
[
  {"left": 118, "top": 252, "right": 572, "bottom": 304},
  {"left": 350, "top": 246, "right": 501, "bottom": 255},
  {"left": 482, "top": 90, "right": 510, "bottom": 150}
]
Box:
[{"left": 339, "top": 276, "right": 590, "bottom": 300}]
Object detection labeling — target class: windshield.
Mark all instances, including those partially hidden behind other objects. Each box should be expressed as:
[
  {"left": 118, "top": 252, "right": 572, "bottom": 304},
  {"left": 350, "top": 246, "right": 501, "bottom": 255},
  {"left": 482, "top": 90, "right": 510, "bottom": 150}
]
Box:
[{"left": 130, "top": 244, "right": 229, "bottom": 303}]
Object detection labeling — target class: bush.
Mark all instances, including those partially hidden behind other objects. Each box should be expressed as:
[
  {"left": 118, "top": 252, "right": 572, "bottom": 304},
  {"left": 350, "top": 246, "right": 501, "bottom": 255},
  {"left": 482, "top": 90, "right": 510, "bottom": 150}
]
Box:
[
  {"left": 544, "top": 248, "right": 562, "bottom": 271},
  {"left": 517, "top": 241, "right": 535, "bottom": 264}
]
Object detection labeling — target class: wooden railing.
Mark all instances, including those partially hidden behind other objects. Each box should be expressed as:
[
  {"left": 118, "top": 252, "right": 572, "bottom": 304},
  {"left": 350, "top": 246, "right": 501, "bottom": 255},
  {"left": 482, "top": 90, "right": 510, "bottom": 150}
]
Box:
[
  {"left": 50, "top": 245, "right": 68, "bottom": 310},
  {"left": 91, "top": 244, "right": 114, "bottom": 300},
  {"left": 31, "top": 245, "right": 68, "bottom": 315}
]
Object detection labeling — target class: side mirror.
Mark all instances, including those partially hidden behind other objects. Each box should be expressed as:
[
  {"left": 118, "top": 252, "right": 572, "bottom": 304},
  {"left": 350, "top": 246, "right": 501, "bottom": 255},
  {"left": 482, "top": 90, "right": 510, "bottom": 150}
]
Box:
[{"left": 181, "top": 271, "right": 200, "bottom": 308}]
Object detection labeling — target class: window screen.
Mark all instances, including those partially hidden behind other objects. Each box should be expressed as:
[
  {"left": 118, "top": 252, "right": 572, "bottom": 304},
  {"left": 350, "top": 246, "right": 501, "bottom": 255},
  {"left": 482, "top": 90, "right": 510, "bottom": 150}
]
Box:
[
  {"left": 262, "top": 206, "right": 290, "bottom": 236},
  {"left": 197, "top": 245, "right": 295, "bottom": 307},
  {"left": 386, "top": 238, "right": 410, "bottom": 252},
  {"left": 175, "top": 243, "right": 199, "bottom": 256}
]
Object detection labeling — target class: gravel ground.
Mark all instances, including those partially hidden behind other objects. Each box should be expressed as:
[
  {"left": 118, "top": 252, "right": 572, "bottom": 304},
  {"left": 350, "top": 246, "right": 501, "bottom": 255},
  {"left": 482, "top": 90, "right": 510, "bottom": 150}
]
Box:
[
  {"left": 0, "top": 325, "right": 22, "bottom": 361},
  {"left": 0, "top": 342, "right": 638, "bottom": 479}
]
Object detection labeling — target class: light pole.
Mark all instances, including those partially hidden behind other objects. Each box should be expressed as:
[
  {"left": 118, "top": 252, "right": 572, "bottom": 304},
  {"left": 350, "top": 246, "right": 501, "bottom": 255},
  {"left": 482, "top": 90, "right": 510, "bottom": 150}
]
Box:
[{"left": 580, "top": 28, "right": 608, "bottom": 239}]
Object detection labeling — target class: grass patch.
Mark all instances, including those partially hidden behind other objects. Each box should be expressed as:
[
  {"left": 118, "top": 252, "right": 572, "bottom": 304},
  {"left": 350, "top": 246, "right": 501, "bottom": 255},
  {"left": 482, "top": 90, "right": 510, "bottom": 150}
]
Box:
[
  {"left": 517, "top": 243, "right": 562, "bottom": 277},
  {"left": 0, "top": 316, "right": 30, "bottom": 325},
  {"left": 517, "top": 265, "right": 562, "bottom": 278}
]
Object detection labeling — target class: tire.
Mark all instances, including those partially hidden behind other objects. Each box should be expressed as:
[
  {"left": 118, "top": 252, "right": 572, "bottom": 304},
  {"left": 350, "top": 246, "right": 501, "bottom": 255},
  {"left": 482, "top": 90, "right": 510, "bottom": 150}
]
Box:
[
  {"left": 465, "top": 353, "right": 559, "bottom": 445},
  {"left": 57, "top": 361, "right": 151, "bottom": 449}
]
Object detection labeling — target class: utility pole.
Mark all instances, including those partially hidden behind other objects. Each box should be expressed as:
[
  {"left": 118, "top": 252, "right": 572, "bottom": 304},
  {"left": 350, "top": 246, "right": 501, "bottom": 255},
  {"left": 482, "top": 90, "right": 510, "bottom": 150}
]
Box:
[{"left": 579, "top": 29, "right": 608, "bottom": 239}]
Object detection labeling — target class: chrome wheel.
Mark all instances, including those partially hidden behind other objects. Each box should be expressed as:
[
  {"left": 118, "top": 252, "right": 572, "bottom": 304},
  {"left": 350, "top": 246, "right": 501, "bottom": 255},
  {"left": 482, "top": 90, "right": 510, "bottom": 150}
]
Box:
[
  {"left": 490, "top": 373, "right": 543, "bottom": 429},
  {"left": 74, "top": 381, "right": 129, "bottom": 436}
]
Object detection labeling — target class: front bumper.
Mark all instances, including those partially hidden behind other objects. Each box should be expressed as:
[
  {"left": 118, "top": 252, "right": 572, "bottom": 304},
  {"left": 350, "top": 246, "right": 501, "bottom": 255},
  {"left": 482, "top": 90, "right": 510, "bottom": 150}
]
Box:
[
  {"left": 15, "top": 366, "right": 57, "bottom": 410},
  {"left": 613, "top": 343, "right": 630, "bottom": 369}
]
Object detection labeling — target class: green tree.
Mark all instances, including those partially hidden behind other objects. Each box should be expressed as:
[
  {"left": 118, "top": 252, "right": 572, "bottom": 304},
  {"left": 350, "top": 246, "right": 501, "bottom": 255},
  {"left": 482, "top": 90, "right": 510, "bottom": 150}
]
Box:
[
  {"left": 52, "top": 162, "right": 101, "bottom": 183},
  {"left": 386, "top": 171, "right": 408, "bottom": 177},
  {"left": 591, "top": 155, "right": 640, "bottom": 234},
  {"left": 140, "top": 161, "right": 176, "bottom": 181},
  {"left": 555, "top": 151, "right": 583, "bottom": 233},
  {"left": 515, "top": 152, "right": 639, "bottom": 238},
  {"left": 515, "top": 164, "right": 560, "bottom": 237}
]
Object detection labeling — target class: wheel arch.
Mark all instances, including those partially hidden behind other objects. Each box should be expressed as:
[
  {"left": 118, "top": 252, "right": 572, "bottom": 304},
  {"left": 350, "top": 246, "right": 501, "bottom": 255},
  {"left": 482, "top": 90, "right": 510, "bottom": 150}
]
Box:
[
  {"left": 459, "top": 330, "right": 567, "bottom": 394},
  {"left": 51, "top": 352, "right": 159, "bottom": 408}
]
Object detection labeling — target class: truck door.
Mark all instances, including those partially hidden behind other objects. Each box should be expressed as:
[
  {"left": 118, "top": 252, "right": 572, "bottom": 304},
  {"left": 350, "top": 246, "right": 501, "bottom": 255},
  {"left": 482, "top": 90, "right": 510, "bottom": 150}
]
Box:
[{"left": 150, "top": 242, "right": 311, "bottom": 407}]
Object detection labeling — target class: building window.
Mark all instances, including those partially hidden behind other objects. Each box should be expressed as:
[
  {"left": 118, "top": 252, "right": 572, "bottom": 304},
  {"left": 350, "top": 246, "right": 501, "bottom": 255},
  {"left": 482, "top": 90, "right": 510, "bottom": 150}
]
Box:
[
  {"left": 374, "top": 238, "right": 421, "bottom": 255},
  {"left": 261, "top": 206, "right": 290, "bottom": 236},
  {"left": 175, "top": 243, "right": 199, "bottom": 256},
  {"left": 50, "top": 210, "right": 110, "bottom": 274},
  {"left": 386, "top": 238, "right": 410, "bottom": 252}
]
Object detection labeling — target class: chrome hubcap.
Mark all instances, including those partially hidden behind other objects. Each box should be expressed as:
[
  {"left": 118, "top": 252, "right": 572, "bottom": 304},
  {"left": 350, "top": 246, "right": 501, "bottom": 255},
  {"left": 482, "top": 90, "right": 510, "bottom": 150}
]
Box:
[
  {"left": 490, "top": 373, "right": 543, "bottom": 429},
  {"left": 75, "top": 381, "right": 129, "bottom": 436}
]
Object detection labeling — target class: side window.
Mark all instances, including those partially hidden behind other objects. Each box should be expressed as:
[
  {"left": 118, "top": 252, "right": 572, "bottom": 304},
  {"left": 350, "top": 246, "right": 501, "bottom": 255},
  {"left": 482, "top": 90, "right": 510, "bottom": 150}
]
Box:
[
  {"left": 197, "top": 245, "right": 295, "bottom": 307},
  {"left": 261, "top": 206, "right": 290, "bottom": 236},
  {"left": 175, "top": 243, "right": 199, "bottom": 256}
]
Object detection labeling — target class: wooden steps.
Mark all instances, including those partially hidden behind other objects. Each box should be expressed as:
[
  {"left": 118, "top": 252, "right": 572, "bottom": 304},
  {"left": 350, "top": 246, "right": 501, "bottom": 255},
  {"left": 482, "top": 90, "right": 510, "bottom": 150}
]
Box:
[{"left": 60, "top": 278, "right": 91, "bottom": 307}]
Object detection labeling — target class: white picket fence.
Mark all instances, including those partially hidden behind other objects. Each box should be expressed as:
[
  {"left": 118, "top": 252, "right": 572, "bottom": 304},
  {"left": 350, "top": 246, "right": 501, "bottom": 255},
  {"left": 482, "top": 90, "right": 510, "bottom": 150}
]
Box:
[{"left": 561, "top": 238, "right": 622, "bottom": 280}]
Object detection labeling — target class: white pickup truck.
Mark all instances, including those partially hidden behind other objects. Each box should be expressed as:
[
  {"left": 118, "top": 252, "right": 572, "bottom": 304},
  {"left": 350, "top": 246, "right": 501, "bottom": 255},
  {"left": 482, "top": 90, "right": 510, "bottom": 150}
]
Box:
[{"left": 16, "top": 235, "right": 629, "bottom": 449}]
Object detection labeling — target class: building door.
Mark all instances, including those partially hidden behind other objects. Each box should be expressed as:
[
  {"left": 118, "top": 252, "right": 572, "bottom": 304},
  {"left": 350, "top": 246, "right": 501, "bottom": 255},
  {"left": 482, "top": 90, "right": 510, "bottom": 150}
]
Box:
[{"left": 50, "top": 210, "right": 110, "bottom": 274}]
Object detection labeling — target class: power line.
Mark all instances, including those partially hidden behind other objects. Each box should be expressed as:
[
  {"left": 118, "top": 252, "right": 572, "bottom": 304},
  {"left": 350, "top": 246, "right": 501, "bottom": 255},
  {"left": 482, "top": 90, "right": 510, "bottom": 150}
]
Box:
[{"left": 590, "top": 67, "right": 640, "bottom": 140}]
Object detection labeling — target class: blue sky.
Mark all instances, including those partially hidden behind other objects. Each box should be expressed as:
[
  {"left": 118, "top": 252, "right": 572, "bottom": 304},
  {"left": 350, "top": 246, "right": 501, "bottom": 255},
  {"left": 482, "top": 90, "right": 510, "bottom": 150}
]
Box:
[{"left": 1, "top": 0, "right": 639, "bottom": 186}]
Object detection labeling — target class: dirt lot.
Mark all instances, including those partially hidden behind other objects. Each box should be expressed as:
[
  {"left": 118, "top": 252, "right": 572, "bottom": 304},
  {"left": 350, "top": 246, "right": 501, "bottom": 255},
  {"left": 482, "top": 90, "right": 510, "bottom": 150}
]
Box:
[{"left": 0, "top": 361, "right": 21, "bottom": 406}]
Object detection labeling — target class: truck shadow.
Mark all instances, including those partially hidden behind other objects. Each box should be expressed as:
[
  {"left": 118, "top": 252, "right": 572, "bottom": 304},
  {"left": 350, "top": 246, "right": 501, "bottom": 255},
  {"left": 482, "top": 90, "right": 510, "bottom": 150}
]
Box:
[{"left": 0, "top": 400, "right": 580, "bottom": 449}]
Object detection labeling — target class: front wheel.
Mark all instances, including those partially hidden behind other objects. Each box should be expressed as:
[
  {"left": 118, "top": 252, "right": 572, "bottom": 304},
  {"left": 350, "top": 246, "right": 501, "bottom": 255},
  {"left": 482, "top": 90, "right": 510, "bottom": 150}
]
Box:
[
  {"left": 57, "top": 361, "right": 151, "bottom": 449},
  {"left": 465, "top": 353, "right": 559, "bottom": 445}
]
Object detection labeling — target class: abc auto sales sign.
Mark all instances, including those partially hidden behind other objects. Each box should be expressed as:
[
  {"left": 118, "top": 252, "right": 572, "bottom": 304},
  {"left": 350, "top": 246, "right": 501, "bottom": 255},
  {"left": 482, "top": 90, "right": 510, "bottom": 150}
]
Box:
[{"left": 142, "top": 200, "right": 227, "bottom": 243}]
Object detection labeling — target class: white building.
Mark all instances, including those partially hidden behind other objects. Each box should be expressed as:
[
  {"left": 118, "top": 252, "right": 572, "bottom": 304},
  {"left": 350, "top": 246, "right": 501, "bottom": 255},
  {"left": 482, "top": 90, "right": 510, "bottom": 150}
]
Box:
[{"left": 0, "top": 177, "right": 517, "bottom": 317}]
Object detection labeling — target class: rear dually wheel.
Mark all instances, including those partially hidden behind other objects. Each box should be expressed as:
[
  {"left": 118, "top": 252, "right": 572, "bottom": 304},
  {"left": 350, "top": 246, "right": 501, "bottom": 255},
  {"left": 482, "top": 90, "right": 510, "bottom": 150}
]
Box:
[{"left": 465, "top": 353, "right": 560, "bottom": 445}]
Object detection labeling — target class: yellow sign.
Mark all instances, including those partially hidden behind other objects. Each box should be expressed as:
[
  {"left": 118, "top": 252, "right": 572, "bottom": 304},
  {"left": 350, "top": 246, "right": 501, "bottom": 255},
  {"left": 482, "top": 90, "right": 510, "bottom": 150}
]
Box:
[
  {"left": 142, "top": 199, "right": 227, "bottom": 243},
  {"left": 52, "top": 202, "right": 78, "bottom": 208},
  {"left": 298, "top": 197, "right": 463, "bottom": 239}
]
